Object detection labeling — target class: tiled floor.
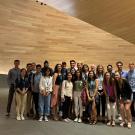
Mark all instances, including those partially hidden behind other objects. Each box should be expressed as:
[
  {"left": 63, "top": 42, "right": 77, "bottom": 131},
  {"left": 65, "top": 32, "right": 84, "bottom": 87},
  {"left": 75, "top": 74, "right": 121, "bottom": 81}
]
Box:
[
  {"left": 0, "top": 0, "right": 135, "bottom": 74},
  {"left": 0, "top": 75, "right": 134, "bottom": 135}
]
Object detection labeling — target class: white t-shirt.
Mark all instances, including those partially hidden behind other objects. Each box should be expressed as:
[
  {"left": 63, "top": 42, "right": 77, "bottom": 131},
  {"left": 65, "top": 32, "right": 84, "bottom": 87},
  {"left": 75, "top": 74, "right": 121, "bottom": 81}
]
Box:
[{"left": 61, "top": 80, "right": 73, "bottom": 99}]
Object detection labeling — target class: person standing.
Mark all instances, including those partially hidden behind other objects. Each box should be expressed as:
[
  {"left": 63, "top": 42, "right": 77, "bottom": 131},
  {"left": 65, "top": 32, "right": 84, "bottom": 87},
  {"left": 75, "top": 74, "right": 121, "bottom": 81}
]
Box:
[
  {"left": 127, "top": 62, "right": 135, "bottom": 120},
  {"left": 31, "top": 64, "right": 42, "bottom": 119},
  {"left": 26, "top": 63, "right": 33, "bottom": 117},
  {"left": 61, "top": 62, "right": 67, "bottom": 81},
  {"left": 51, "top": 64, "right": 63, "bottom": 120},
  {"left": 116, "top": 61, "right": 128, "bottom": 79},
  {"left": 15, "top": 68, "right": 29, "bottom": 120},
  {"left": 68, "top": 60, "right": 76, "bottom": 82},
  {"left": 41, "top": 60, "right": 53, "bottom": 76},
  {"left": 96, "top": 65, "right": 106, "bottom": 122},
  {"left": 116, "top": 61, "right": 128, "bottom": 121},
  {"left": 103, "top": 72, "right": 116, "bottom": 126},
  {"left": 39, "top": 68, "right": 53, "bottom": 122},
  {"left": 82, "top": 64, "right": 89, "bottom": 81},
  {"left": 31, "top": 62, "right": 36, "bottom": 74},
  {"left": 107, "top": 64, "right": 115, "bottom": 78},
  {"left": 61, "top": 72, "right": 73, "bottom": 122},
  {"left": 73, "top": 70, "right": 83, "bottom": 123},
  {"left": 77, "top": 62, "right": 82, "bottom": 71},
  {"left": 86, "top": 70, "right": 98, "bottom": 125},
  {"left": 115, "top": 71, "right": 132, "bottom": 128},
  {"left": 90, "top": 64, "right": 96, "bottom": 74},
  {"left": 6, "top": 60, "right": 21, "bottom": 116}
]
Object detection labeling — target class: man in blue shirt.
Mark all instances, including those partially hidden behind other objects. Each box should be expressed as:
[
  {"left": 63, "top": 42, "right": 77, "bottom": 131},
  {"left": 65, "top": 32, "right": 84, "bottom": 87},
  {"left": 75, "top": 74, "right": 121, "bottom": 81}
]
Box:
[
  {"left": 6, "top": 60, "right": 20, "bottom": 116},
  {"left": 116, "top": 61, "right": 128, "bottom": 79},
  {"left": 31, "top": 64, "right": 42, "bottom": 119}
]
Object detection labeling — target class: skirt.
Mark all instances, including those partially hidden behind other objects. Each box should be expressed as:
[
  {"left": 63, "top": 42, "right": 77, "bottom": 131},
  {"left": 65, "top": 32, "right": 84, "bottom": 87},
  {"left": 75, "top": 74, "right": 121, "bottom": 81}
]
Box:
[{"left": 51, "top": 85, "right": 60, "bottom": 107}]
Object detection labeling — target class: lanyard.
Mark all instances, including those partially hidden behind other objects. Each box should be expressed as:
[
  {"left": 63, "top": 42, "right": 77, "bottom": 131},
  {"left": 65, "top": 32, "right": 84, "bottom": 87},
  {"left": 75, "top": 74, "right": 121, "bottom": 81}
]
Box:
[{"left": 45, "top": 78, "right": 50, "bottom": 87}]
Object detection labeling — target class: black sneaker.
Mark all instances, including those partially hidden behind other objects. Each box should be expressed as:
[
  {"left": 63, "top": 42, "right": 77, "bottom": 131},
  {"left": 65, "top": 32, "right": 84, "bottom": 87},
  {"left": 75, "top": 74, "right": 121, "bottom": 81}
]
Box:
[
  {"left": 102, "top": 119, "right": 106, "bottom": 123},
  {"left": 33, "top": 115, "right": 39, "bottom": 120}
]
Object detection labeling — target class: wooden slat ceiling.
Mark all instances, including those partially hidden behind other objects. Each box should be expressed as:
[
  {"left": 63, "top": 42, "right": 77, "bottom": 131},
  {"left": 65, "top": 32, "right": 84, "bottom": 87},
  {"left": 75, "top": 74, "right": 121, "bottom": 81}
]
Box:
[
  {"left": 0, "top": 0, "right": 135, "bottom": 74},
  {"left": 45, "top": 0, "right": 135, "bottom": 44}
]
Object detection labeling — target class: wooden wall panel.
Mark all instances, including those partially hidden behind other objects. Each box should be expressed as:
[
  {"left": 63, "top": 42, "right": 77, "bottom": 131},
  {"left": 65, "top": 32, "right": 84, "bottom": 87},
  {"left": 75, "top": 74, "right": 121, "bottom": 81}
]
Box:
[
  {"left": 45, "top": 0, "right": 135, "bottom": 44},
  {"left": 0, "top": 0, "right": 134, "bottom": 74}
]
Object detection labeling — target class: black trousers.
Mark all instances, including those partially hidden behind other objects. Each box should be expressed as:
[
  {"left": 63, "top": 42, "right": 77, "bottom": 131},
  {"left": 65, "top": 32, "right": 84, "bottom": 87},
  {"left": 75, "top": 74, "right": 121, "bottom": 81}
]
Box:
[
  {"left": 32, "top": 92, "right": 39, "bottom": 116},
  {"left": 62, "top": 96, "right": 71, "bottom": 119},
  {"left": 7, "top": 84, "right": 15, "bottom": 113},
  {"left": 96, "top": 94, "right": 106, "bottom": 117}
]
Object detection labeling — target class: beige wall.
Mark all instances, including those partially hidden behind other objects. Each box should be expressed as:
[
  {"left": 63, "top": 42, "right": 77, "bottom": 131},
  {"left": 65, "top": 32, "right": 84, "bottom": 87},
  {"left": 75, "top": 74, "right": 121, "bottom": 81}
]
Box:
[
  {"left": 46, "top": 0, "right": 135, "bottom": 44},
  {"left": 0, "top": 0, "right": 134, "bottom": 74}
]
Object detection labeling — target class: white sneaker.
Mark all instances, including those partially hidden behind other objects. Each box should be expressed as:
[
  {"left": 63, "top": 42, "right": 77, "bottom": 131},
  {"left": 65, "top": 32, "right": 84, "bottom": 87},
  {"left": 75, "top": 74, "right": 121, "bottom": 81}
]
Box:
[
  {"left": 38, "top": 116, "right": 43, "bottom": 122},
  {"left": 16, "top": 116, "right": 21, "bottom": 121},
  {"left": 112, "top": 121, "right": 115, "bottom": 126},
  {"left": 78, "top": 118, "right": 82, "bottom": 123},
  {"left": 118, "top": 116, "right": 122, "bottom": 121},
  {"left": 63, "top": 118, "right": 69, "bottom": 122},
  {"left": 67, "top": 118, "right": 71, "bottom": 122},
  {"left": 107, "top": 121, "right": 111, "bottom": 126},
  {"left": 44, "top": 116, "right": 48, "bottom": 122},
  {"left": 21, "top": 115, "right": 25, "bottom": 120},
  {"left": 74, "top": 118, "right": 78, "bottom": 122},
  {"left": 120, "top": 122, "right": 125, "bottom": 127},
  {"left": 127, "top": 123, "right": 132, "bottom": 129}
]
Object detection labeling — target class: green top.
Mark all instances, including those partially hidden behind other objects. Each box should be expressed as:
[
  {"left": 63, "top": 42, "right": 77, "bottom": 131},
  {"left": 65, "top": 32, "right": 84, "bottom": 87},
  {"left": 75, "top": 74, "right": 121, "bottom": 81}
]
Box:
[{"left": 74, "top": 80, "right": 83, "bottom": 92}]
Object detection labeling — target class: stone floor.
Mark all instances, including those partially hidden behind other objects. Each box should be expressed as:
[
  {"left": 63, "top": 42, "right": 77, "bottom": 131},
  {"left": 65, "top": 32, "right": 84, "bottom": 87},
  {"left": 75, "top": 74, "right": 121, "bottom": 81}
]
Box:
[{"left": 0, "top": 76, "right": 134, "bottom": 135}]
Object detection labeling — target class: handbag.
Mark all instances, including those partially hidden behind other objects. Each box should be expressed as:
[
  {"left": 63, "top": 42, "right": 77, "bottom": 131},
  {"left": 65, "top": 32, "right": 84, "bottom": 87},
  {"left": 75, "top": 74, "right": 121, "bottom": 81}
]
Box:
[
  {"left": 81, "top": 88, "right": 88, "bottom": 106},
  {"left": 106, "top": 85, "right": 116, "bottom": 103}
]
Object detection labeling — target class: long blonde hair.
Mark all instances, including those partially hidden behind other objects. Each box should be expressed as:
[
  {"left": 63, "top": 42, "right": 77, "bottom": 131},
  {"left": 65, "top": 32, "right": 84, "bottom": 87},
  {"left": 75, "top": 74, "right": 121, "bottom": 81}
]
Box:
[{"left": 115, "top": 71, "right": 123, "bottom": 89}]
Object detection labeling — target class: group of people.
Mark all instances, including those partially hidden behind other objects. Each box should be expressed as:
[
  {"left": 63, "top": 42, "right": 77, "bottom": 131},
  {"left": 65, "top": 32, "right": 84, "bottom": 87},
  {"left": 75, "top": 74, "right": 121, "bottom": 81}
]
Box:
[{"left": 6, "top": 59, "right": 135, "bottom": 129}]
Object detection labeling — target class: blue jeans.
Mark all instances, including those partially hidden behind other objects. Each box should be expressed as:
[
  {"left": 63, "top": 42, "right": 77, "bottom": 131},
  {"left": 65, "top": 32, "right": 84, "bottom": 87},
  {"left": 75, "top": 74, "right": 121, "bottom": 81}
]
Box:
[{"left": 38, "top": 93, "right": 51, "bottom": 116}]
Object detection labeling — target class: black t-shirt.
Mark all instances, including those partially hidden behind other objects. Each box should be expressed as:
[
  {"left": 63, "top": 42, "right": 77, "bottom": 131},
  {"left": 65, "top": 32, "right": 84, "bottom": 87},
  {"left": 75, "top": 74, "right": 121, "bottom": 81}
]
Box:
[
  {"left": 16, "top": 77, "right": 29, "bottom": 91},
  {"left": 115, "top": 79, "right": 132, "bottom": 100}
]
